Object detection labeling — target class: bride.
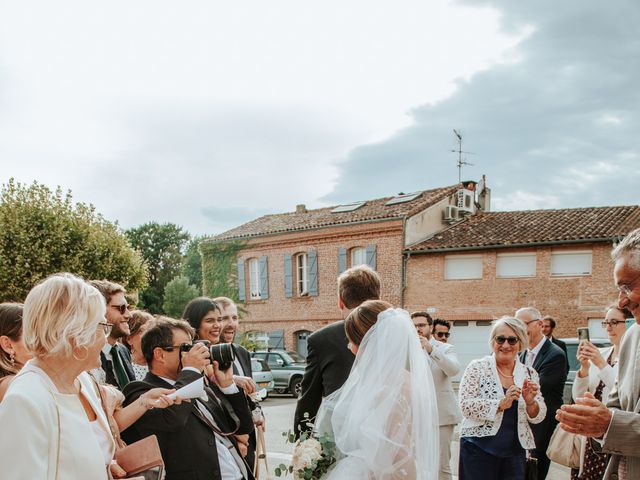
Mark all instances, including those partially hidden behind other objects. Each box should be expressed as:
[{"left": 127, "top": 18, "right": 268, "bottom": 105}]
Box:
[{"left": 315, "top": 301, "right": 440, "bottom": 479}]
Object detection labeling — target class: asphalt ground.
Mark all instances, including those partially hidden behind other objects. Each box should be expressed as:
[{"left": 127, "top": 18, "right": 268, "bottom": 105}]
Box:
[{"left": 260, "top": 393, "right": 570, "bottom": 479}]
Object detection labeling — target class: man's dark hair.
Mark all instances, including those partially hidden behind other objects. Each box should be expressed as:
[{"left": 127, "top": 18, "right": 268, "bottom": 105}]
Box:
[
  {"left": 337, "top": 265, "right": 381, "bottom": 309},
  {"left": 88, "top": 279, "right": 125, "bottom": 304},
  {"left": 181, "top": 297, "right": 220, "bottom": 335},
  {"left": 432, "top": 318, "right": 451, "bottom": 331},
  {"left": 141, "top": 317, "right": 195, "bottom": 366},
  {"left": 410, "top": 311, "right": 433, "bottom": 325},
  {"left": 542, "top": 315, "right": 556, "bottom": 329}
]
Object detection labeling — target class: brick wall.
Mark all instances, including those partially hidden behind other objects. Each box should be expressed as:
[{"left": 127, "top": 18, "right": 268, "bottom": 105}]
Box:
[
  {"left": 404, "top": 242, "right": 619, "bottom": 338},
  {"left": 221, "top": 219, "right": 406, "bottom": 350}
]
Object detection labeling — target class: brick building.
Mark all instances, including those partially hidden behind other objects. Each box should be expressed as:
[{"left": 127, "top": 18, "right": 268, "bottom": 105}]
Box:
[{"left": 201, "top": 181, "right": 640, "bottom": 369}]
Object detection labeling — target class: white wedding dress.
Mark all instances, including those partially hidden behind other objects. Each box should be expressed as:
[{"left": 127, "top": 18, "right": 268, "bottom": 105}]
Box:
[{"left": 315, "top": 308, "right": 439, "bottom": 479}]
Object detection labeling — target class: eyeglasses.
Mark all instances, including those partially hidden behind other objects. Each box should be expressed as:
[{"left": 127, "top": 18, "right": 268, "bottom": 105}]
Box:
[
  {"left": 414, "top": 323, "right": 429, "bottom": 328},
  {"left": 601, "top": 320, "right": 623, "bottom": 328},
  {"left": 111, "top": 303, "right": 130, "bottom": 315},
  {"left": 524, "top": 318, "right": 542, "bottom": 325},
  {"left": 435, "top": 331, "right": 450, "bottom": 339},
  {"left": 98, "top": 322, "right": 114, "bottom": 335},
  {"left": 495, "top": 335, "right": 519, "bottom": 345},
  {"left": 617, "top": 274, "right": 640, "bottom": 296}
]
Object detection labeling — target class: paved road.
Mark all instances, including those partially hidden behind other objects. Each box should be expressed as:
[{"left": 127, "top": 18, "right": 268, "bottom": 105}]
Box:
[{"left": 260, "top": 394, "right": 570, "bottom": 479}]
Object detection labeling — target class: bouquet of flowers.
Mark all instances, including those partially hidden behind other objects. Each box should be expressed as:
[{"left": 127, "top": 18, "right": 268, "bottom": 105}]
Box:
[{"left": 275, "top": 422, "right": 337, "bottom": 480}]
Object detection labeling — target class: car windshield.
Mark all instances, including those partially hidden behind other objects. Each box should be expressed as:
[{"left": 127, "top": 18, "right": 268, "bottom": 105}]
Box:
[{"left": 284, "top": 351, "right": 306, "bottom": 363}]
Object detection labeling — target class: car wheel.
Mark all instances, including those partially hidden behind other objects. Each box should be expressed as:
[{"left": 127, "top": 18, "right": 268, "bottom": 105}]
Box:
[
  {"left": 291, "top": 377, "right": 302, "bottom": 398},
  {"left": 275, "top": 388, "right": 287, "bottom": 394}
]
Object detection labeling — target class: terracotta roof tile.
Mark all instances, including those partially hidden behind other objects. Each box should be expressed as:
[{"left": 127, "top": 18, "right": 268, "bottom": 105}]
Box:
[
  {"left": 407, "top": 205, "right": 640, "bottom": 252},
  {"left": 208, "top": 184, "right": 460, "bottom": 242}
]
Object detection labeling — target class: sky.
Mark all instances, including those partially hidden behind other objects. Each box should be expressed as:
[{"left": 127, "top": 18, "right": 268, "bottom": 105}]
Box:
[{"left": 1, "top": 0, "right": 638, "bottom": 236}]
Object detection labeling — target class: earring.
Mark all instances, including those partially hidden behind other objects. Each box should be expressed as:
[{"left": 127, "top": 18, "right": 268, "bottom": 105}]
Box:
[
  {"left": 72, "top": 345, "right": 89, "bottom": 362},
  {"left": 9, "top": 351, "right": 15, "bottom": 365}
]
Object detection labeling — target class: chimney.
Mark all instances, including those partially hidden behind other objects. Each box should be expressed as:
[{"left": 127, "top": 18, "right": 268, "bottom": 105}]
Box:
[
  {"left": 296, "top": 204, "right": 307, "bottom": 213},
  {"left": 478, "top": 175, "right": 491, "bottom": 212}
]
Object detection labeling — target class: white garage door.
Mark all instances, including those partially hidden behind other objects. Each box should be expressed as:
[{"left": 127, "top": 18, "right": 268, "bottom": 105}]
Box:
[{"left": 448, "top": 320, "right": 494, "bottom": 381}]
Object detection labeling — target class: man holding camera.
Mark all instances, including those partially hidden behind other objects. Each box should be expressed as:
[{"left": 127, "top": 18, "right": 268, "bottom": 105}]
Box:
[{"left": 122, "top": 317, "right": 255, "bottom": 480}]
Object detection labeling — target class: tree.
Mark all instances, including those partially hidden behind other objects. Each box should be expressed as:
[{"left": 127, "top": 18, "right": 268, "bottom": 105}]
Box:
[
  {"left": 0, "top": 179, "right": 147, "bottom": 302},
  {"left": 125, "top": 222, "right": 190, "bottom": 313},
  {"left": 182, "top": 236, "right": 203, "bottom": 293},
  {"left": 162, "top": 276, "right": 200, "bottom": 318}
]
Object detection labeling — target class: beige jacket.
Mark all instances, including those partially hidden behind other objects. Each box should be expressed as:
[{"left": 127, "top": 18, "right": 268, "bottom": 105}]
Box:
[
  {"left": 428, "top": 337, "right": 463, "bottom": 426},
  {"left": 0, "top": 362, "right": 114, "bottom": 479},
  {"left": 601, "top": 323, "right": 640, "bottom": 480}
]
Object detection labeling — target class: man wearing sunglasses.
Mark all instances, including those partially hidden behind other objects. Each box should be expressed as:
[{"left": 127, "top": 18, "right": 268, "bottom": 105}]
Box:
[
  {"left": 411, "top": 311, "right": 461, "bottom": 480},
  {"left": 515, "top": 307, "right": 567, "bottom": 480},
  {"left": 432, "top": 318, "right": 452, "bottom": 343},
  {"left": 90, "top": 279, "right": 136, "bottom": 390}
]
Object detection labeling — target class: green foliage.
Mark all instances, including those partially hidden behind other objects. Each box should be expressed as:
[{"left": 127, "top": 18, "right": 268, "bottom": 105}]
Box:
[
  {"left": 162, "top": 276, "right": 200, "bottom": 317},
  {"left": 0, "top": 178, "right": 147, "bottom": 302},
  {"left": 125, "top": 222, "right": 190, "bottom": 313},
  {"left": 200, "top": 239, "right": 245, "bottom": 300},
  {"left": 182, "top": 236, "right": 204, "bottom": 293}
]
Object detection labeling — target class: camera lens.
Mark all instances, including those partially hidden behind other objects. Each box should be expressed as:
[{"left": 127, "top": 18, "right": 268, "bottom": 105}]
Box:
[{"left": 209, "top": 343, "right": 235, "bottom": 370}]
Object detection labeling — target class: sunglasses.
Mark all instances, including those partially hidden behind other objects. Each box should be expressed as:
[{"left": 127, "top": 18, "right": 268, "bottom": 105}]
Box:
[
  {"left": 495, "top": 335, "right": 519, "bottom": 345},
  {"left": 110, "top": 303, "right": 130, "bottom": 315},
  {"left": 435, "top": 331, "right": 450, "bottom": 338}
]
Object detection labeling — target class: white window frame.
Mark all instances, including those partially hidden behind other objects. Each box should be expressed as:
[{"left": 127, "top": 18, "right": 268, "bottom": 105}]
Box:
[
  {"left": 351, "top": 247, "right": 367, "bottom": 267},
  {"left": 296, "top": 252, "right": 309, "bottom": 296},
  {"left": 550, "top": 250, "right": 592, "bottom": 277},
  {"left": 444, "top": 254, "right": 483, "bottom": 280},
  {"left": 248, "top": 258, "right": 261, "bottom": 299},
  {"left": 496, "top": 253, "right": 537, "bottom": 278}
]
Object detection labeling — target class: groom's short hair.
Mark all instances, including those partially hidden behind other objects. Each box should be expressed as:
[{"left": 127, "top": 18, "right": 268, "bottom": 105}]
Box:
[{"left": 337, "top": 265, "right": 381, "bottom": 309}]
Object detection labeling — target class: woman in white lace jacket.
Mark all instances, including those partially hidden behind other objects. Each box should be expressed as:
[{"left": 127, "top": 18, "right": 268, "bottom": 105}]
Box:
[{"left": 458, "top": 316, "right": 546, "bottom": 480}]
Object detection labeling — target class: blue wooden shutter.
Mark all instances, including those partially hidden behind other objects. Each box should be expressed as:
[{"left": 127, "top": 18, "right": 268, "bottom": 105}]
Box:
[
  {"left": 338, "top": 247, "right": 347, "bottom": 274},
  {"left": 237, "top": 258, "right": 246, "bottom": 301},
  {"left": 366, "top": 245, "right": 377, "bottom": 270},
  {"left": 259, "top": 255, "right": 269, "bottom": 299},
  {"left": 284, "top": 254, "right": 293, "bottom": 298},
  {"left": 308, "top": 250, "right": 318, "bottom": 296}
]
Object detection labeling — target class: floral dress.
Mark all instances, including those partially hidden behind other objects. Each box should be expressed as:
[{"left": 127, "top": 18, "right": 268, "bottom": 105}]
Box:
[{"left": 570, "top": 353, "right": 615, "bottom": 480}]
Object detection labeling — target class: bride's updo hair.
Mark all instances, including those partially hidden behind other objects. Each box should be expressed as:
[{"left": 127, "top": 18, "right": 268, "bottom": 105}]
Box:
[{"left": 345, "top": 300, "right": 393, "bottom": 346}]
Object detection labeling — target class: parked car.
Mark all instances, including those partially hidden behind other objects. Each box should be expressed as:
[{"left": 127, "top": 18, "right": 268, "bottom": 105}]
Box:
[
  {"left": 250, "top": 350, "right": 306, "bottom": 397},
  {"left": 251, "top": 358, "right": 275, "bottom": 397},
  {"left": 561, "top": 337, "right": 611, "bottom": 404}
]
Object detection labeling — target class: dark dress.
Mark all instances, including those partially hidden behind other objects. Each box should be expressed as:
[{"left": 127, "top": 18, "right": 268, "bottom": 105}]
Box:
[
  {"left": 570, "top": 354, "right": 615, "bottom": 480},
  {"left": 459, "top": 388, "right": 526, "bottom": 480}
]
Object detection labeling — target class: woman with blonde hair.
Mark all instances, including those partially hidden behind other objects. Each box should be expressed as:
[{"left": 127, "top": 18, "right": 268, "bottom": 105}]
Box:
[{"left": 0, "top": 273, "right": 176, "bottom": 479}]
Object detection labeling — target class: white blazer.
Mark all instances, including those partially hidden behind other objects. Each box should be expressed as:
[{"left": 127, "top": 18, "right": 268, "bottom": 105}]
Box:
[
  {"left": 458, "top": 354, "right": 547, "bottom": 450},
  {"left": 428, "top": 337, "right": 463, "bottom": 426},
  {"left": 572, "top": 346, "right": 618, "bottom": 477},
  {"left": 0, "top": 361, "right": 114, "bottom": 479}
]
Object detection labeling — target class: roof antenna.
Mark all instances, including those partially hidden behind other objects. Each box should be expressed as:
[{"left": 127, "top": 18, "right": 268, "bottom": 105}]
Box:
[{"left": 451, "top": 129, "right": 475, "bottom": 182}]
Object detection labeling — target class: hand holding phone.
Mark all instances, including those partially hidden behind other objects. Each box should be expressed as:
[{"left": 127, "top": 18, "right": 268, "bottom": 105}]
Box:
[{"left": 577, "top": 327, "right": 590, "bottom": 343}]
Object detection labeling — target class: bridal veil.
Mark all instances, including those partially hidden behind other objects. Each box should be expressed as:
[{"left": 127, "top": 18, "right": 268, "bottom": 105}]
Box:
[{"left": 317, "top": 308, "right": 440, "bottom": 479}]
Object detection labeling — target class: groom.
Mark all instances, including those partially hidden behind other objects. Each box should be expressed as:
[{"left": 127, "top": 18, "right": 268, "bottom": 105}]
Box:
[{"left": 294, "top": 264, "right": 381, "bottom": 436}]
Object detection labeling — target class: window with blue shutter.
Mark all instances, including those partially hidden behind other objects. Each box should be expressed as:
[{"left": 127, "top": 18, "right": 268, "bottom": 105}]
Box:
[
  {"left": 237, "top": 258, "right": 246, "bottom": 301},
  {"left": 259, "top": 255, "right": 269, "bottom": 299},
  {"left": 284, "top": 254, "right": 293, "bottom": 298},
  {"left": 308, "top": 250, "right": 318, "bottom": 296},
  {"left": 338, "top": 247, "right": 347, "bottom": 274},
  {"left": 365, "top": 245, "right": 377, "bottom": 270}
]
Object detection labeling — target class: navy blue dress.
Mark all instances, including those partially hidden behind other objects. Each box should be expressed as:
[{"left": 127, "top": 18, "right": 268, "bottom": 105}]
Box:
[{"left": 459, "top": 388, "right": 526, "bottom": 479}]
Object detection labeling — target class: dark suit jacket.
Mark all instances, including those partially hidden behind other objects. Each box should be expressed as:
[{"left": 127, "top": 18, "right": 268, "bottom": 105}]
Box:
[
  {"left": 551, "top": 336, "right": 570, "bottom": 374},
  {"left": 232, "top": 344, "right": 253, "bottom": 378},
  {"left": 293, "top": 321, "right": 354, "bottom": 436},
  {"left": 520, "top": 338, "right": 568, "bottom": 453},
  {"left": 121, "top": 369, "right": 254, "bottom": 480},
  {"left": 99, "top": 342, "right": 136, "bottom": 389}
]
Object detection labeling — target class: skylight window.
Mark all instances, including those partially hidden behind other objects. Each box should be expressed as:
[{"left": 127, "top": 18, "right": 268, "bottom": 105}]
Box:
[
  {"left": 385, "top": 192, "right": 422, "bottom": 206},
  {"left": 331, "top": 201, "right": 366, "bottom": 213}
]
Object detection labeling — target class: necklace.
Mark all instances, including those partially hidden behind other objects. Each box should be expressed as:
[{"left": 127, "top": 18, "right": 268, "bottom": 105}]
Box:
[{"left": 496, "top": 365, "right": 514, "bottom": 378}]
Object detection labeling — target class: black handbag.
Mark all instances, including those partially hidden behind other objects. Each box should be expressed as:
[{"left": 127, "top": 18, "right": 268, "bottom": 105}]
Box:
[{"left": 525, "top": 451, "right": 538, "bottom": 480}]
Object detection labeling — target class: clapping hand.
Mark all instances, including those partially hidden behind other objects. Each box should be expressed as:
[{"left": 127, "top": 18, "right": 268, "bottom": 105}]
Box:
[
  {"left": 499, "top": 384, "right": 521, "bottom": 411},
  {"left": 522, "top": 379, "right": 539, "bottom": 405}
]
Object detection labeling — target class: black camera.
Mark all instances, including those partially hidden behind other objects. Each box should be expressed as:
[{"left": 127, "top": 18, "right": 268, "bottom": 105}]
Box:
[{"left": 181, "top": 340, "right": 235, "bottom": 371}]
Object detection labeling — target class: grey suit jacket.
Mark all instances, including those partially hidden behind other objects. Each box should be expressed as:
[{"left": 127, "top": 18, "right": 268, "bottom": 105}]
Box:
[
  {"left": 428, "top": 338, "right": 462, "bottom": 426},
  {"left": 602, "top": 323, "right": 640, "bottom": 480}
]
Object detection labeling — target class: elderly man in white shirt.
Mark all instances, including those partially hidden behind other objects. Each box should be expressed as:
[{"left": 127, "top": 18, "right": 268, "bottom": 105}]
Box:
[{"left": 412, "top": 311, "right": 462, "bottom": 480}]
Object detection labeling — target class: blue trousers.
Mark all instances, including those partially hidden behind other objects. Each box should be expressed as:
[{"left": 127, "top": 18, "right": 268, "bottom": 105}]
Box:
[{"left": 459, "top": 437, "right": 526, "bottom": 480}]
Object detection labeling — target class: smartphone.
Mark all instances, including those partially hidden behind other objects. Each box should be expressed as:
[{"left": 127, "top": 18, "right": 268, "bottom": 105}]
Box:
[{"left": 577, "top": 327, "right": 590, "bottom": 342}]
